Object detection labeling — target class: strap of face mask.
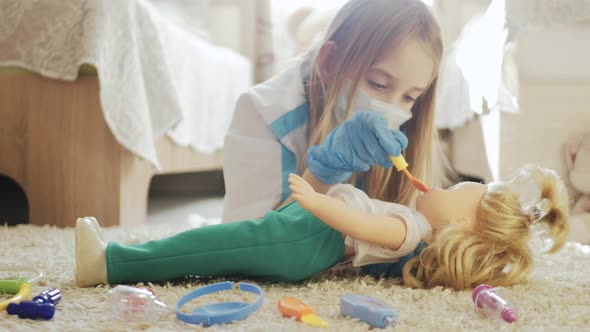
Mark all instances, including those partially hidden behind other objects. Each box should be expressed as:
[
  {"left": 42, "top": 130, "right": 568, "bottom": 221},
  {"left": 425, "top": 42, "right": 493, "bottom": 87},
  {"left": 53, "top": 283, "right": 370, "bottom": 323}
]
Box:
[{"left": 338, "top": 80, "right": 412, "bottom": 130}]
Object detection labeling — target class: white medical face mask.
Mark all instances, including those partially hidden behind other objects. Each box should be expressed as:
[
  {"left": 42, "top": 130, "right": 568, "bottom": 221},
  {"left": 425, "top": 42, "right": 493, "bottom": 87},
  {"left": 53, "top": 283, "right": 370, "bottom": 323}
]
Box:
[{"left": 338, "top": 81, "right": 413, "bottom": 130}]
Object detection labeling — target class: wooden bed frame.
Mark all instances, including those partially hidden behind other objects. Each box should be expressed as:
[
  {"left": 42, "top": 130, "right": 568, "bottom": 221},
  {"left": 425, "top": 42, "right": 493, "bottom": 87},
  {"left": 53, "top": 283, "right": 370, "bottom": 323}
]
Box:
[
  {"left": 0, "top": 72, "right": 223, "bottom": 227},
  {"left": 0, "top": 0, "right": 264, "bottom": 227}
]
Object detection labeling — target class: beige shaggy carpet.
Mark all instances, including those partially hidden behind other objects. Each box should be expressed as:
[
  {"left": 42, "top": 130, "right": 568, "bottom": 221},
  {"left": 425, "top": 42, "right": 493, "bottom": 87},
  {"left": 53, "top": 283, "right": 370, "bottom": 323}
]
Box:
[{"left": 1, "top": 221, "right": 590, "bottom": 331}]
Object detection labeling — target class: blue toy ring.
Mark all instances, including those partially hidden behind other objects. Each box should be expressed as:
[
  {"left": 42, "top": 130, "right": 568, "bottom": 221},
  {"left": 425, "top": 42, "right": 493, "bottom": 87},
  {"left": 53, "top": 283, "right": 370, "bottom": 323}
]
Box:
[{"left": 175, "top": 281, "right": 263, "bottom": 326}]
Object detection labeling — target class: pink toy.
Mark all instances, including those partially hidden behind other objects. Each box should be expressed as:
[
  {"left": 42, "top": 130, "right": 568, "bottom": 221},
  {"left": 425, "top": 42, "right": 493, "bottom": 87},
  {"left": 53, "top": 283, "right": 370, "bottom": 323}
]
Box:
[{"left": 472, "top": 284, "right": 518, "bottom": 323}]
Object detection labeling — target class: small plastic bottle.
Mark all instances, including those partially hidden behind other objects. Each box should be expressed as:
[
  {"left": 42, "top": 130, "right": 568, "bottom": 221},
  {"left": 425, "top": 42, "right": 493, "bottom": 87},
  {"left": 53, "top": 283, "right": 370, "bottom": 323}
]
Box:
[
  {"left": 107, "top": 285, "right": 168, "bottom": 322},
  {"left": 472, "top": 284, "right": 518, "bottom": 323}
]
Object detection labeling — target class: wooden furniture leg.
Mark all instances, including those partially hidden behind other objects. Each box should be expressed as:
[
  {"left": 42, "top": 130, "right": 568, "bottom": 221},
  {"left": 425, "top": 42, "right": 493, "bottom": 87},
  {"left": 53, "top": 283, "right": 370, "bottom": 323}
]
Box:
[
  {"left": 0, "top": 74, "right": 148, "bottom": 227},
  {"left": 0, "top": 72, "right": 224, "bottom": 227}
]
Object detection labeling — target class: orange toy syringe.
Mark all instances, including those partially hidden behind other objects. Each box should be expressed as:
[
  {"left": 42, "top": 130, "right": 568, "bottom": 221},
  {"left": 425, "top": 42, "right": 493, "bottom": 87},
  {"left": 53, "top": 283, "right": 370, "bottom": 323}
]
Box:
[{"left": 278, "top": 297, "right": 328, "bottom": 328}]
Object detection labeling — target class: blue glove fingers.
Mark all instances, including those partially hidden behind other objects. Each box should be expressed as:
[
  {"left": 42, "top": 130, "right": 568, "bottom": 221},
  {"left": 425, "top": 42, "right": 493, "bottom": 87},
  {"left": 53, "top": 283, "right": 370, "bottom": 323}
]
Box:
[
  {"left": 347, "top": 113, "right": 384, "bottom": 166},
  {"left": 360, "top": 111, "right": 402, "bottom": 166},
  {"left": 306, "top": 110, "right": 406, "bottom": 181},
  {"left": 374, "top": 126, "right": 408, "bottom": 157},
  {"left": 391, "top": 130, "right": 409, "bottom": 150}
]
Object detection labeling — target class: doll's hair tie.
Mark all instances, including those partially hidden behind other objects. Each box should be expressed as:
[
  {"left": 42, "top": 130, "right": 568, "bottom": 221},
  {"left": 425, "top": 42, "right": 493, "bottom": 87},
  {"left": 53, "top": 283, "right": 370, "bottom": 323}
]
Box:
[
  {"left": 527, "top": 198, "right": 550, "bottom": 224},
  {"left": 506, "top": 174, "right": 545, "bottom": 224}
]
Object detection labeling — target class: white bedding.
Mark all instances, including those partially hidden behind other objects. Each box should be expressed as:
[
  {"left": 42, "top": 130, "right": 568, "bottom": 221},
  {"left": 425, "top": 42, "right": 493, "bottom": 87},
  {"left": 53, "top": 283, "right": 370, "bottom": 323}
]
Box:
[{"left": 0, "top": 0, "right": 252, "bottom": 169}]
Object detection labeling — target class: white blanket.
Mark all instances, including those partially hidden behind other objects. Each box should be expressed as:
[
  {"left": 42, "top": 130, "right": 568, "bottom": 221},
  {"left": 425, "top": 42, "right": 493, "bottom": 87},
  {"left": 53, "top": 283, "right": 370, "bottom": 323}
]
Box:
[{"left": 0, "top": 0, "right": 252, "bottom": 169}]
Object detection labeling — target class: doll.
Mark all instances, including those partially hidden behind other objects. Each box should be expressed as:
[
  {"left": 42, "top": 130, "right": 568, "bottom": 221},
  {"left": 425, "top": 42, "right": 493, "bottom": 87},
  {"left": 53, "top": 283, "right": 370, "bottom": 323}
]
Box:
[{"left": 76, "top": 165, "right": 568, "bottom": 290}]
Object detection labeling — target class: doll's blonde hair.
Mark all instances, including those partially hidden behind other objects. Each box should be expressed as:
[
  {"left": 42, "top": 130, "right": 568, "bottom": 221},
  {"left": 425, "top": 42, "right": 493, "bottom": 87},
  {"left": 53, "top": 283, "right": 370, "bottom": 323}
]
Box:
[
  {"left": 402, "top": 165, "right": 570, "bottom": 290},
  {"left": 302, "top": 0, "right": 444, "bottom": 206}
]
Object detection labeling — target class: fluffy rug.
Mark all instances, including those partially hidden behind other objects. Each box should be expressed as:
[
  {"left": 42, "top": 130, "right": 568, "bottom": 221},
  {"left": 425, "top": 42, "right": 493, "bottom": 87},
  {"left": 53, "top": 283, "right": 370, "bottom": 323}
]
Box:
[{"left": 2, "top": 222, "right": 590, "bottom": 331}]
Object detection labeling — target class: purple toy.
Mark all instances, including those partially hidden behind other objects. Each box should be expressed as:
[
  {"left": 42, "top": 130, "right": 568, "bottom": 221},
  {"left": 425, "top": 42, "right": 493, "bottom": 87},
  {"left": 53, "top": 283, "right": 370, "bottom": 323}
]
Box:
[
  {"left": 472, "top": 284, "right": 518, "bottom": 323},
  {"left": 7, "top": 288, "right": 61, "bottom": 320}
]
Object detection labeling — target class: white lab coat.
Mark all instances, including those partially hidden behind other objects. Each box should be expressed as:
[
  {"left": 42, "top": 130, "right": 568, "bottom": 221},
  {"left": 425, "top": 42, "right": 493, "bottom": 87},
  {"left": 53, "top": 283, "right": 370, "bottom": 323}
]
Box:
[{"left": 222, "top": 61, "right": 311, "bottom": 222}]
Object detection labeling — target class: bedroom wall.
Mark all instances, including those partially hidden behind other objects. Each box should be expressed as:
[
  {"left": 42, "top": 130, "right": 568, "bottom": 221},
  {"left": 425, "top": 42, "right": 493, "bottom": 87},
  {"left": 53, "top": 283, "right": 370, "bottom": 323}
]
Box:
[
  {"left": 452, "top": 81, "right": 590, "bottom": 183},
  {"left": 451, "top": 22, "right": 590, "bottom": 183}
]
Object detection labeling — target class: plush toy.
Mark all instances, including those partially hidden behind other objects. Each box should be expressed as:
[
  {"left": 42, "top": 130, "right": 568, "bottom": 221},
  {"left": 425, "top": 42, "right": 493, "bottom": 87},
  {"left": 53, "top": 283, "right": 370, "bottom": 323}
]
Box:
[
  {"left": 287, "top": 7, "right": 338, "bottom": 56},
  {"left": 565, "top": 132, "right": 590, "bottom": 244}
]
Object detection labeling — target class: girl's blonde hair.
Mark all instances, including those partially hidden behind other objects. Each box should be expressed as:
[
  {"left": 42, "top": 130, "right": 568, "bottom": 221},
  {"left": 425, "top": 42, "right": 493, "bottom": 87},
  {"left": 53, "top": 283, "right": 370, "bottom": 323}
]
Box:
[
  {"left": 403, "top": 165, "right": 570, "bottom": 290},
  {"left": 302, "top": 0, "right": 444, "bottom": 206}
]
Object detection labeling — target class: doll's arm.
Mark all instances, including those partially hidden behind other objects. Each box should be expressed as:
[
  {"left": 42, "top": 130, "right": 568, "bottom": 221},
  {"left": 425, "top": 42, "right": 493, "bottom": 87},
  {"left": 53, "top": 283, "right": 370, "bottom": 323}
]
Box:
[{"left": 288, "top": 174, "right": 407, "bottom": 250}]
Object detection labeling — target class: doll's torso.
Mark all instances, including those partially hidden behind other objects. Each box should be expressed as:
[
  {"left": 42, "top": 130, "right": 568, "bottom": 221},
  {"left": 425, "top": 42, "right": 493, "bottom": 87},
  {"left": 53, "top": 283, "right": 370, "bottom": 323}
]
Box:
[{"left": 326, "top": 184, "right": 432, "bottom": 267}]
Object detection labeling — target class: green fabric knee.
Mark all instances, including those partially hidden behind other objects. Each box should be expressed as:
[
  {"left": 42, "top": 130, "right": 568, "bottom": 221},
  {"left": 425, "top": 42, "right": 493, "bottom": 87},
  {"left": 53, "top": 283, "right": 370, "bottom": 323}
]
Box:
[{"left": 106, "top": 202, "right": 345, "bottom": 284}]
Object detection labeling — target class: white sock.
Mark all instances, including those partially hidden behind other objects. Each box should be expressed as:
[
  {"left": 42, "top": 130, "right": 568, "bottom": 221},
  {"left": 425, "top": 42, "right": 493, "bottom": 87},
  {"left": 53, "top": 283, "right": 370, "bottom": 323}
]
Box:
[
  {"left": 75, "top": 217, "right": 108, "bottom": 287},
  {"left": 86, "top": 216, "right": 105, "bottom": 242}
]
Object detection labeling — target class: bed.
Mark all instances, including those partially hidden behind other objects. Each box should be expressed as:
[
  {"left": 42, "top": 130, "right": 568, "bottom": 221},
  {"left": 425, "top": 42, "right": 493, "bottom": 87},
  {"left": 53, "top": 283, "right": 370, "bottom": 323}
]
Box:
[{"left": 0, "top": 0, "right": 268, "bottom": 227}]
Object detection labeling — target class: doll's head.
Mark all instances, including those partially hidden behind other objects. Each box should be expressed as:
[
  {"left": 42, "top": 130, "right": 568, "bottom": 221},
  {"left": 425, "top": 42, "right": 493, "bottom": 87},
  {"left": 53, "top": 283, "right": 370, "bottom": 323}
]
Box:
[
  {"left": 404, "top": 165, "right": 570, "bottom": 290},
  {"left": 302, "top": 0, "right": 443, "bottom": 207}
]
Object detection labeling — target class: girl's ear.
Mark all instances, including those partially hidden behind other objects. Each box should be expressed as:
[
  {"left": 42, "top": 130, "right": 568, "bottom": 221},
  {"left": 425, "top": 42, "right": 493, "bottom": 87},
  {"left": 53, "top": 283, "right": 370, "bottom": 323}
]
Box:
[{"left": 317, "top": 41, "right": 338, "bottom": 85}]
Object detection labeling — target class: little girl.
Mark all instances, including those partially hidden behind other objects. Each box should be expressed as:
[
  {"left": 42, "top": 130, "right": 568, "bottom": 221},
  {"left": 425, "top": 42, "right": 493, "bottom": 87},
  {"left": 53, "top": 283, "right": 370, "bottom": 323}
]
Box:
[
  {"left": 223, "top": 0, "right": 445, "bottom": 222},
  {"left": 76, "top": 165, "right": 568, "bottom": 290}
]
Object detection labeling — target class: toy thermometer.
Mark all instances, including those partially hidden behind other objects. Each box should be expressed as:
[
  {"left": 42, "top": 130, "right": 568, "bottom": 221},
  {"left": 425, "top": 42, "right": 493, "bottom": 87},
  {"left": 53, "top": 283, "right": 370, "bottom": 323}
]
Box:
[{"left": 340, "top": 294, "right": 397, "bottom": 328}]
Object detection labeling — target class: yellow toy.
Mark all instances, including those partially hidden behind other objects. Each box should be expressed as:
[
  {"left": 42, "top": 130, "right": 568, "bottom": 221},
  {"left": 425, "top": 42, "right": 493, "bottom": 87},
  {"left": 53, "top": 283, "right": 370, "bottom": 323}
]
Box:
[{"left": 0, "top": 266, "right": 43, "bottom": 311}]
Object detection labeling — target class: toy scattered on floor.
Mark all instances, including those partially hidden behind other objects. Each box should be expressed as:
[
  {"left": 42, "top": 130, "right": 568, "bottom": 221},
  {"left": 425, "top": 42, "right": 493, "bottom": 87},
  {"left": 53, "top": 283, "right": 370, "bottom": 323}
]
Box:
[
  {"left": 7, "top": 288, "right": 61, "bottom": 320},
  {"left": 0, "top": 266, "right": 43, "bottom": 311},
  {"left": 278, "top": 297, "right": 329, "bottom": 328},
  {"left": 340, "top": 294, "right": 397, "bottom": 328},
  {"left": 472, "top": 284, "right": 518, "bottom": 323},
  {"left": 175, "top": 281, "right": 263, "bottom": 326},
  {"left": 107, "top": 285, "right": 168, "bottom": 322},
  {"left": 0, "top": 279, "right": 31, "bottom": 312}
]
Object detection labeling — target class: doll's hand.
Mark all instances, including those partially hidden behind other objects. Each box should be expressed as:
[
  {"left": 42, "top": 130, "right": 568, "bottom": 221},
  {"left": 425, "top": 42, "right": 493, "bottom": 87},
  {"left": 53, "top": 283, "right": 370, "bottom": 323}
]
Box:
[{"left": 288, "top": 173, "right": 320, "bottom": 211}]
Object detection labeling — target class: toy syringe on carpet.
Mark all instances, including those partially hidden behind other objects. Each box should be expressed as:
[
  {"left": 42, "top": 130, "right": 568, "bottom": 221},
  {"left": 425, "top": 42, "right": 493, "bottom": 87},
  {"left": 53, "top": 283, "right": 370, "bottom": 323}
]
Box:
[
  {"left": 341, "top": 294, "right": 398, "bottom": 328},
  {"left": 472, "top": 284, "right": 519, "bottom": 323},
  {"left": 390, "top": 154, "right": 429, "bottom": 192}
]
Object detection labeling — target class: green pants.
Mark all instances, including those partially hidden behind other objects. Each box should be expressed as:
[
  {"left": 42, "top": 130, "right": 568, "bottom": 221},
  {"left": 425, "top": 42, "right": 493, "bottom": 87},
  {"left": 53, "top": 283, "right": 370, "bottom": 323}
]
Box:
[{"left": 106, "top": 202, "right": 345, "bottom": 284}]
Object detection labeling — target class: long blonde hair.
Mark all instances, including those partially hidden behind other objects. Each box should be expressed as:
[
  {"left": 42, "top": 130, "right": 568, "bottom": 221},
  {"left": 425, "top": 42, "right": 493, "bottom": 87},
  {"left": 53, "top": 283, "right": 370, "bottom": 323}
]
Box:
[
  {"left": 302, "top": 0, "right": 444, "bottom": 206},
  {"left": 403, "top": 165, "right": 570, "bottom": 290}
]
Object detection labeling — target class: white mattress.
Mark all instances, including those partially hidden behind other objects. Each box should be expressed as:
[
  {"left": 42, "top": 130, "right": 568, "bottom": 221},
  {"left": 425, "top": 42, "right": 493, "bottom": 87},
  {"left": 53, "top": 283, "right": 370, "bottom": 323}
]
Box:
[{"left": 0, "top": 0, "right": 253, "bottom": 169}]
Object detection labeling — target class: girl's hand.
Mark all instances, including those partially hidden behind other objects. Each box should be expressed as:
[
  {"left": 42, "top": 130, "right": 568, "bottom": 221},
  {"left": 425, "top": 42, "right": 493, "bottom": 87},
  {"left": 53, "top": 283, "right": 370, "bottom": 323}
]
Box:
[
  {"left": 288, "top": 173, "right": 320, "bottom": 211},
  {"left": 306, "top": 111, "right": 408, "bottom": 184}
]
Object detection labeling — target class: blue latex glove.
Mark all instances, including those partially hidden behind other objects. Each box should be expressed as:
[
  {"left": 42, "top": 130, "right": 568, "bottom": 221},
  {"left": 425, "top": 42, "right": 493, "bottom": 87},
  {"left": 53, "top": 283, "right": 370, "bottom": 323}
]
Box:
[{"left": 307, "top": 111, "right": 408, "bottom": 184}]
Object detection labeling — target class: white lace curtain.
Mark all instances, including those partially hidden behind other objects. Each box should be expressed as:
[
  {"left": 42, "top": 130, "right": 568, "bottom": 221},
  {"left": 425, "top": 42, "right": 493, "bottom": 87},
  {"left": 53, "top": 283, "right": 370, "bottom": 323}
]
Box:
[
  {"left": 435, "top": 0, "right": 590, "bottom": 181},
  {"left": 434, "top": 0, "right": 590, "bottom": 130}
]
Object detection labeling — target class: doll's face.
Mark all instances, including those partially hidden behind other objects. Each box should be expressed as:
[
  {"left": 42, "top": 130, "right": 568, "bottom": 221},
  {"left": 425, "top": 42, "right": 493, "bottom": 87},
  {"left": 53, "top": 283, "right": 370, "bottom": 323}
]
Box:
[{"left": 416, "top": 182, "right": 487, "bottom": 232}]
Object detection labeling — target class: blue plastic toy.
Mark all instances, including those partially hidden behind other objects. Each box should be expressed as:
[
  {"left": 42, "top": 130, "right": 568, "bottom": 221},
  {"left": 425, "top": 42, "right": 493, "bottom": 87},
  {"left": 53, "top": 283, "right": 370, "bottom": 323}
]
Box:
[{"left": 7, "top": 288, "right": 61, "bottom": 320}]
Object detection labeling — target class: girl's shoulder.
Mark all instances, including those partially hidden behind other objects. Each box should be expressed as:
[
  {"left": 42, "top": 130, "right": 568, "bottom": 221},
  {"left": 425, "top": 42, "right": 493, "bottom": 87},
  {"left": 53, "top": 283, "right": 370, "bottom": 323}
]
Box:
[{"left": 248, "top": 61, "right": 306, "bottom": 109}]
